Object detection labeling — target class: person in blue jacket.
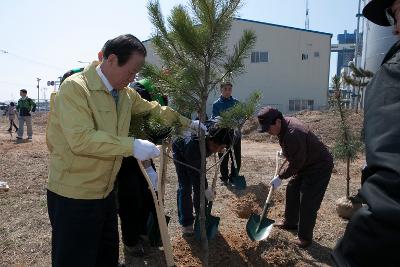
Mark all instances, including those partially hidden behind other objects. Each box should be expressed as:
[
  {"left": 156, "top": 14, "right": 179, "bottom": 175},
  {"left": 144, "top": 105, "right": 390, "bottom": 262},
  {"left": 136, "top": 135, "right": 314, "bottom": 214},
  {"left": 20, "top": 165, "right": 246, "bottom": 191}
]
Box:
[{"left": 212, "top": 81, "right": 241, "bottom": 183}]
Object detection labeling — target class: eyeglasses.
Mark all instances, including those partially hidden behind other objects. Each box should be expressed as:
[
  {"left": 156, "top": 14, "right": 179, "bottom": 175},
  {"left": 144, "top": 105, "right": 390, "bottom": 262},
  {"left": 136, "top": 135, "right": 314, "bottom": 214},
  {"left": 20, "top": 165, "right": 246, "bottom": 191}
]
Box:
[{"left": 385, "top": 8, "right": 397, "bottom": 26}]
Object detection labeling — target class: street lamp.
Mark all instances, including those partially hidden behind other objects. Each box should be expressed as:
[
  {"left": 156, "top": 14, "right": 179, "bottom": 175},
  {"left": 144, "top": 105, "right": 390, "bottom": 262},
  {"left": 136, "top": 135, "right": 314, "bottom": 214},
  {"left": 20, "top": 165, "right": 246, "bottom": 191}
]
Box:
[
  {"left": 37, "top": 78, "right": 41, "bottom": 112},
  {"left": 0, "top": 49, "right": 8, "bottom": 54}
]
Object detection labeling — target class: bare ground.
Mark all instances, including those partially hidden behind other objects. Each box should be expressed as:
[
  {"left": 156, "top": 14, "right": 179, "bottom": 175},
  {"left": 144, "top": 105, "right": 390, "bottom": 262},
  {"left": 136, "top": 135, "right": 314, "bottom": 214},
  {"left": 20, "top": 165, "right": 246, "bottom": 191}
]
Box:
[{"left": 0, "top": 112, "right": 364, "bottom": 266}]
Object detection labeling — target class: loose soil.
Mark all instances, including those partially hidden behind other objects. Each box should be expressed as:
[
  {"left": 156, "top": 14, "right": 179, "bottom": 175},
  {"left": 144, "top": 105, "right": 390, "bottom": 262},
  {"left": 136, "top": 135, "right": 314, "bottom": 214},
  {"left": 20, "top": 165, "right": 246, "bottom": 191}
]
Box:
[{"left": 0, "top": 111, "right": 364, "bottom": 266}]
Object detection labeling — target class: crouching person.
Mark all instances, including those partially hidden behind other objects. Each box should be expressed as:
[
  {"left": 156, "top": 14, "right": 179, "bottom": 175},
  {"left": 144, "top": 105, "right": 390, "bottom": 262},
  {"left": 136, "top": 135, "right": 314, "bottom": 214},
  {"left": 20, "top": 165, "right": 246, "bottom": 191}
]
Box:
[
  {"left": 257, "top": 107, "right": 333, "bottom": 248},
  {"left": 117, "top": 78, "right": 164, "bottom": 262},
  {"left": 172, "top": 126, "right": 232, "bottom": 236}
]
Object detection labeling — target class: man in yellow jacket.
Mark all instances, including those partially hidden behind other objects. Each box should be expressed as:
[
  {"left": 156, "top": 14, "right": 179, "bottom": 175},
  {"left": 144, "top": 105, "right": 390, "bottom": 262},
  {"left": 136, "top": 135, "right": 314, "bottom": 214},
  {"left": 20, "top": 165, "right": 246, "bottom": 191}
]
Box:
[{"left": 46, "top": 34, "right": 205, "bottom": 267}]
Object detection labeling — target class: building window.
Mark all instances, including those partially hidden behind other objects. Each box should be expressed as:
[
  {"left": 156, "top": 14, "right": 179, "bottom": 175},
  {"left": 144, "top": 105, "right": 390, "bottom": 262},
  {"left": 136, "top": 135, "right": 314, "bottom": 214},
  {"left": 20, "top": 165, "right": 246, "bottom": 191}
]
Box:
[
  {"left": 289, "top": 99, "right": 314, "bottom": 112},
  {"left": 314, "top": 51, "right": 320, "bottom": 57},
  {"left": 301, "top": 53, "right": 309, "bottom": 60},
  {"left": 251, "top": 51, "right": 268, "bottom": 63},
  {"left": 260, "top": 52, "right": 269, "bottom": 62}
]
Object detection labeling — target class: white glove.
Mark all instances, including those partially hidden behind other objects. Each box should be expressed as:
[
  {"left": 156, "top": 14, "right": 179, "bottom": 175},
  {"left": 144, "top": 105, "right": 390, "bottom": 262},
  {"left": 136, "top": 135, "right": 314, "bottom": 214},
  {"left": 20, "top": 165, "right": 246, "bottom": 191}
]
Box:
[
  {"left": 145, "top": 166, "right": 158, "bottom": 191},
  {"left": 270, "top": 175, "right": 282, "bottom": 189},
  {"left": 205, "top": 188, "right": 216, "bottom": 201},
  {"left": 189, "top": 120, "right": 207, "bottom": 133},
  {"left": 132, "top": 139, "right": 160, "bottom": 161},
  {"left": 182, "top": 130, "right": 192, "bottom": 138}
]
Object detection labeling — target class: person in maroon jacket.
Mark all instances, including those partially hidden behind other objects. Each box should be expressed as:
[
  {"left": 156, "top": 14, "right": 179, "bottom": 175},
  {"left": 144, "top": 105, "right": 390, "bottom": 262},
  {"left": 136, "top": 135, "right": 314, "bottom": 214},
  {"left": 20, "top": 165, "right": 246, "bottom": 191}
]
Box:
[{"left": 257, "top": 107, "right": 333, "bottom": 248}]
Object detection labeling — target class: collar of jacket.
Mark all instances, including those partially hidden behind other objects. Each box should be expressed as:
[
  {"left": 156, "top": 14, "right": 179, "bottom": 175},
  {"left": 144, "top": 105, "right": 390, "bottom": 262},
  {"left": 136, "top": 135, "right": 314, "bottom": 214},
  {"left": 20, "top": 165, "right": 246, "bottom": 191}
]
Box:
[
  {"left": 278, "top": 117, "right": 288, "bottom": 140},
  {"left": 382, "top": 39, "right": 400, "bottom": 65},
  {"left": 219, "top": 95, "right": 233, "bottom": 102},
  {"left": 82, "top": 61, "right": 117, "bottom": 92}
]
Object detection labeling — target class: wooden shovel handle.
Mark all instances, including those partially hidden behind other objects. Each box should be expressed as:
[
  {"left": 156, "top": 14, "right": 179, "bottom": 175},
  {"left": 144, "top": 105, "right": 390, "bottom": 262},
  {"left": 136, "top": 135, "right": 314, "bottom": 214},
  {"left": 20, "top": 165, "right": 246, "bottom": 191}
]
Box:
[
  {"left": 137, "top": 159, "right": 175, "bottom": 267},
  {"left": 211, "top": 153, "right": 219, "bottom": 191}
]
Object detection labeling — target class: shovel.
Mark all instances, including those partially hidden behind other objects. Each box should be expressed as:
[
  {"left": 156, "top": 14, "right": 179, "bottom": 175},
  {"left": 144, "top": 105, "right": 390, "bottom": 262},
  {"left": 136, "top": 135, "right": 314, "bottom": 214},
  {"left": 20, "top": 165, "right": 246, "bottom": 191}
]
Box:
[
  {"left": 195, "top": 154, "right": 220, "bottom": 240},
  {"left": 147, "top": 141, "right": 171, "bottom": 247},
  {"left": 138, "top": 155, "right": 175, "bottom": 267},
  {"left": 230, "top": 145, "right": 246, "bottom": 190},
  {"left": 246, "top": 151, "right": 287, "bottom": 241}
]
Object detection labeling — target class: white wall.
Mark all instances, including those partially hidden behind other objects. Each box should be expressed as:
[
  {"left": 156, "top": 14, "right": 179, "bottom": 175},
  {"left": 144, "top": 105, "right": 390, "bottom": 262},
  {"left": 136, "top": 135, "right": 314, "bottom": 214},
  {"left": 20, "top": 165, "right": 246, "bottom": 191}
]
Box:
[{"left": 144, "top": 18, "right": 332, "bottom": 116}]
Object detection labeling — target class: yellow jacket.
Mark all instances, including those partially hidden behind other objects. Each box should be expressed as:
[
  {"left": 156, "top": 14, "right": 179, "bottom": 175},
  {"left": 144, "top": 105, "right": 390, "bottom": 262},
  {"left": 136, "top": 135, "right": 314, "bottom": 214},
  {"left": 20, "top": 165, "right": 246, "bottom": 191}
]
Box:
[{"left": 46, "top": 62, "right": 190, "bottom": 199}]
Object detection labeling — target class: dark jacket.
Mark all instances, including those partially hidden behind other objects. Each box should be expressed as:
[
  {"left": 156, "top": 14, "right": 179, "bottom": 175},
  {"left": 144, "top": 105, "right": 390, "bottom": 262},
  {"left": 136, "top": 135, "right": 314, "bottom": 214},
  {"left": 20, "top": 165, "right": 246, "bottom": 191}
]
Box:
[
  {"left": 17, "top": 97, "right": 36, "bottom": 116},
  {"left": 332, "top": 40, "right": 400, "bottom": 267},
  {"left": 278, "top": 117, "right": 333, "bottom": 179},
  {"left": 212, "top": 96, "right": 239, "bottom": 118},
  {"left": 172, "top": 136, "right": 212, "bottom": 179}
]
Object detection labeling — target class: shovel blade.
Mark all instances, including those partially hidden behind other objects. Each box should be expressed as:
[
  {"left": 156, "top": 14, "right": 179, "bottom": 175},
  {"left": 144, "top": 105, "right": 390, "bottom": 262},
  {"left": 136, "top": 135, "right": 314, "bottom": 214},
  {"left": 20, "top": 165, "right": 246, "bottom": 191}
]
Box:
[
  {"left": 194, "top": 214, "right": 220, "bottom": 240},
  {"left": 147, "top": 213, "right": 171, "bottom": 247},
  {"left": 246, "top": 213, "right": 275, "bottom": 241},
  {"left": 231, "top": 175, "right": 246, "bottom": 190}
]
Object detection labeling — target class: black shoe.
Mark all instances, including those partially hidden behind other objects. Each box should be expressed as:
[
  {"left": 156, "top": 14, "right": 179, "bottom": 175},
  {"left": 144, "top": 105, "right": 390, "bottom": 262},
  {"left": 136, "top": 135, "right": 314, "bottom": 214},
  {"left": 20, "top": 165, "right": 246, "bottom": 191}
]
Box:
[
  {"left": 124, "top": 242, "right": 145, "bottom": 258},
  {"left": 275, "top": 221, "right": 298, "bottom": 230},
  {"left": 15, "top": 128, "right": 18, "bottom": 133},
  {"left": 220, "top": 176, "right": 230, "bottom": 184}
]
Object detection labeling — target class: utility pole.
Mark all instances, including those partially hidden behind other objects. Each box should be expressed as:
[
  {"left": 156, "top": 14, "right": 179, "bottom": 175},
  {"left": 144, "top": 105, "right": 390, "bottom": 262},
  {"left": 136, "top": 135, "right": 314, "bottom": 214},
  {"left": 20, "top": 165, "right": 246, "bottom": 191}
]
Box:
[
  {"left": 37, "top": 78, "right": 41, "bottom": 112},
  {"left": 355, "top": 0, "right": 362, "bottom": 67},
  {"left": 351, "top": 0, "right": 363, "bottom": 109}
]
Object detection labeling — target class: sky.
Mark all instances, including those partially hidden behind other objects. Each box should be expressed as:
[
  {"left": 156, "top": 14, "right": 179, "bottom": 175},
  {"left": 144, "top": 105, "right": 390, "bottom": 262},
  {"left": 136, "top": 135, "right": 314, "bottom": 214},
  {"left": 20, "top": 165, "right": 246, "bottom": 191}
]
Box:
[{"left": 0, "top": 0, "right": 360, "bottom": 102}]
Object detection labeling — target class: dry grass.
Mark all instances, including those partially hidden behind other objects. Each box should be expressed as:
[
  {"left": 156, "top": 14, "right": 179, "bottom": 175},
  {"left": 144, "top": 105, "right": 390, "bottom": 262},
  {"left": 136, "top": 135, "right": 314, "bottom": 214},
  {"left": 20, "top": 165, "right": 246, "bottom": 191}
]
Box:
[{"left": 0, "top": 111, "right": 364, "bottom": 266}]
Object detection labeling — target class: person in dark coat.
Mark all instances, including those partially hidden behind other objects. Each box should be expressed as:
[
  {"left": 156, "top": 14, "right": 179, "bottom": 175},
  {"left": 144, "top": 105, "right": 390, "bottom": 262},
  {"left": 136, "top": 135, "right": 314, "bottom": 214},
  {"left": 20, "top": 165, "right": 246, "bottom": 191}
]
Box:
[
  {"left": 332, "top": 1, "right": 400, "bottom": 266},
  {"left": 117, "top": 79, "right": 162, "bottom": 260},
  {"left": 172, "top": 125, "right": 233, "bottom": 236},
  {"left": 257, "top": 107, "right": 333, "bottom": 248}
]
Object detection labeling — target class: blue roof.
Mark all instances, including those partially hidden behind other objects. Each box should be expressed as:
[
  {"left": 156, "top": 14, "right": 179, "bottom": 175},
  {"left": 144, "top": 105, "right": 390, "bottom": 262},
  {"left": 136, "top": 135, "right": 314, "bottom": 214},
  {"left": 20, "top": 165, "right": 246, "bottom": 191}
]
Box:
[
  {"left": 142, "top": 17, "right": 333, "bottom": 43},
  {"left": 234, "top": 17, "right": 333, "bottom": 37}
]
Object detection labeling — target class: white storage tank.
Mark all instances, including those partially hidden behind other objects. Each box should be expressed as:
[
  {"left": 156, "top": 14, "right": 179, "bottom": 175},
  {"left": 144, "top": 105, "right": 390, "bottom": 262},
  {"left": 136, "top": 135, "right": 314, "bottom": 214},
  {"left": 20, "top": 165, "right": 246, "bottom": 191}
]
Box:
[{"left": 362, "top": 2, "right": 398, "bottom": 72}]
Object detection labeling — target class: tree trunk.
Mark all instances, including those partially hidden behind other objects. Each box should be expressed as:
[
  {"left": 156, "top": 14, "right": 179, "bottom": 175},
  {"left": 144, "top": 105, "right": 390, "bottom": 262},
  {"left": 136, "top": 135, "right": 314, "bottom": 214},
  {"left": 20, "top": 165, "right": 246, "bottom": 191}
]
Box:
[
  {"left": 336, "top": 93, "right": 352, "bottom": 199},
  {"left": 346, "top": 156, "right": 350, "bottom": 199},
  {"left": 360, "top": 87, "right": 364, "bottom": 110},
  {"left": 198, "top": 93, "right": 209, "bottom": 266},
  {"left": 355, "top": 85, "right": 361, "bottom": 114}
]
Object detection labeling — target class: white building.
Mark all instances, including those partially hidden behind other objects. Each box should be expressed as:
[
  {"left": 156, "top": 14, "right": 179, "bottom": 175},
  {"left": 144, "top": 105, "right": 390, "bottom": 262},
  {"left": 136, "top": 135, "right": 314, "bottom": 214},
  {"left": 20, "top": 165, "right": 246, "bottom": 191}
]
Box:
[{"left": 143, "top": 18, "right": 332, "bottom": 115}]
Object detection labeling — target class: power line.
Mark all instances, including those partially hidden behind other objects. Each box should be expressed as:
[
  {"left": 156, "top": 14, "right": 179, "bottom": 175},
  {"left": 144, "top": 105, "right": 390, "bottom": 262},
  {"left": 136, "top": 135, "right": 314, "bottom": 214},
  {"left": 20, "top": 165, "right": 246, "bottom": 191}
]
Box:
[
  {"left": 0, "top": 80, "right": 34, "bottom": 87},
  {"left": 0, "top": 49, "right": 65, "bottom": 71}
]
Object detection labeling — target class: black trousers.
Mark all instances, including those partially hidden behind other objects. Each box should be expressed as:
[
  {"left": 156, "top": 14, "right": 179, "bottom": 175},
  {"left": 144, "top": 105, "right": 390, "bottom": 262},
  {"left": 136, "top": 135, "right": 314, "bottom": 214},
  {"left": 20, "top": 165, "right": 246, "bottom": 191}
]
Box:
[
  {"left": 47, "top": 189, "right": 118, "bottom": 267},
  {"left": 218, "top": 137, "right": 241, "bottom": 179},
  {"left": 8, "top": 119, "right": 18, "bottom": 130},
  {"left": 117, "top": 156, "right": 156, "bottom": 247},
  {"left": 284, "top": 166, "right": 332, "bottom": 241}
]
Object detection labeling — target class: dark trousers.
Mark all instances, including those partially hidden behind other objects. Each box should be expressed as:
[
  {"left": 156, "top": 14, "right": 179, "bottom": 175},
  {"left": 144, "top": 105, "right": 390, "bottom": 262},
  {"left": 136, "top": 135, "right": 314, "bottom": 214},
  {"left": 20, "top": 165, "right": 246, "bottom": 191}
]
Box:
[
  {"left": 218, "top": 137, "right": 241, "bottom": 179},
  {"left": 284, "top": 167, "right": 332, "bottom": 241},
  {"left": 117, "top": 156, "right": 156, "bottom": 247},
  {"left": 8, "top": 119, "right": 18, "bottom": 130},
  {"left": 47, "top": 189, "right": 118, "bottom": 267},
  {"left": 175, "top": 160, "right": 207, "bottom": 227}
]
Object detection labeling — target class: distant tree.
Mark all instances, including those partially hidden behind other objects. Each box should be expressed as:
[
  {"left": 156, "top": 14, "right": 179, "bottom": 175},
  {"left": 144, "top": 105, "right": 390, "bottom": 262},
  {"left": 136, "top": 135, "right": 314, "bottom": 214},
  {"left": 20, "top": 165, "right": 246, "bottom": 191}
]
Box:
[
  {"left": 142, "top": 0, "right": 256, "bottom": 265},
  {"left": 343, "top": 63, "right": 373, "bottom": 113},
  {"left": 331, "top": 75, "right": 363, "bottom": 199}
]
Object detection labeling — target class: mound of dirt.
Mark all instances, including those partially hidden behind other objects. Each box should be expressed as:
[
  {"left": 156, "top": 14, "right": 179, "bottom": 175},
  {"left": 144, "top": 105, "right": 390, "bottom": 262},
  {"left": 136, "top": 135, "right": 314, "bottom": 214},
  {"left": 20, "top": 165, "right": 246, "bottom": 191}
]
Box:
[
  {"left": 336, "top": 196, "right": 362, "bottom": 219},
  {"left": 230, "top": 183, "right": 285, "bottom": 219}
]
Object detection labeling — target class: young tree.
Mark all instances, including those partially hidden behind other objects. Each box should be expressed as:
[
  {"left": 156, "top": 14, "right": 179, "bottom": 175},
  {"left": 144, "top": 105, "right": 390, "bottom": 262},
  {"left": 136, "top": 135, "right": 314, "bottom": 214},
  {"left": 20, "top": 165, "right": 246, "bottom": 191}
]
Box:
[
  {"left": 142, "top": 0, "right": 256, "bottom": 265},
  {"left": 343, "top": 63, "right": 373, "bottom": 113},
  {"left": 332, "top": 75, "right": 363, "bottom": 200},
  {"left": 218, "top": 91, "right": 262, "bottom": 129}
]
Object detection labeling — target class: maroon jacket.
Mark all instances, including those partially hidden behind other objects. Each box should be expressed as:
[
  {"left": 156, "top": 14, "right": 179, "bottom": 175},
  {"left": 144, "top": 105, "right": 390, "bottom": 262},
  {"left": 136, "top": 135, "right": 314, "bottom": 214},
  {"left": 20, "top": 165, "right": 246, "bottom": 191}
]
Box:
[{"left": 278, "top": 117, "right": 333, "bottom": 179}]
